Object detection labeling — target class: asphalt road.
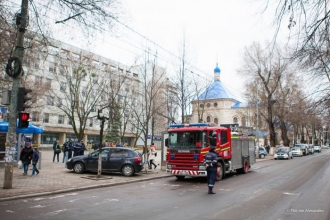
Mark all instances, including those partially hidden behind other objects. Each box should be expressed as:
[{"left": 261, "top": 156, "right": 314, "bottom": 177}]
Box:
[{"left": 1, "top": 150, "right": 330, "bottom": 220}]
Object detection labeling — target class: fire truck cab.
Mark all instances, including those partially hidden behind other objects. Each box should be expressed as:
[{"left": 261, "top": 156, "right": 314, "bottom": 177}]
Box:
[{"left": 165, "top": 123, "right": 255, "bottom": 180}]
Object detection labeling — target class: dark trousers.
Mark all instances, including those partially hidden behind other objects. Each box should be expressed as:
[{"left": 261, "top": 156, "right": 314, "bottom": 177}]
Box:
[
  {"left": 32, "top": 164, "right": 39, "bottom": 175},
  {"left": 149, "top": 159, "right": 157, "bottom": 168},
  {"left": 67, "top": 150, "right": 72, "bottom": 159},
  {"left": 23, "top": 164, "right": 29, "bottom": 174},
  {"left": 53, "top": 152, "right": 60, "bottom": 162},
  {"left": 207, "top": 167, "right": 217, "bottom": 188}
]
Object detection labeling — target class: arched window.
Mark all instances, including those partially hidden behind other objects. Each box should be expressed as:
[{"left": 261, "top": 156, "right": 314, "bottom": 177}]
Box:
[
  {"left": 214, "top": 118, "right": 218, "bottom": 124},
  {"left": 214, "top": 103, "right": 218, "bottom": 107},
  {"left": 241, "top": 117, "right": 246, "bottom": 126},
  {"left": 233, "top": 117, "right": 238, "bottom": 123},
  {"left": 206, "top": 103, "right": 211, "bottom": 107},
  {"left": 207, "top": 116, "right": 211, "bottom": 122},
  {"left": 199, "top": 104, "right": 204, "bottom": 108}
]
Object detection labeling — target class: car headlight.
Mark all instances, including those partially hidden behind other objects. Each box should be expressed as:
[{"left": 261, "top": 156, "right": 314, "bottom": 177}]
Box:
[{"left": 167, "top": 164, "right": 172, "bottom": 169}]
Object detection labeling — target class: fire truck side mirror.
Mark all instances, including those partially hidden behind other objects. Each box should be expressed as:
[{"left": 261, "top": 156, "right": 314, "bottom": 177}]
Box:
[{"left": 165, "top": 138, "right": 168, "bottom": 147}]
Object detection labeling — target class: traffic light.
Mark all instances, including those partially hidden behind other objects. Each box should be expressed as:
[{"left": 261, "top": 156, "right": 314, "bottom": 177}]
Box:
[
  {"left": 18, "top": 112, "right": 29, "bottom": 128},
  {"left": 17, "top": 87, "right": 32, "bottom": 111}
]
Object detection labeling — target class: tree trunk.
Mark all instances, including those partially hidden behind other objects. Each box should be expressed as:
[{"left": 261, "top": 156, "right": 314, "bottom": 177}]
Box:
[
  {"left": 279, "top": 118, "right": 290, "bottom": 146},
  {"left": 3, "top": 163, "right": 13, "bottom": 189}
]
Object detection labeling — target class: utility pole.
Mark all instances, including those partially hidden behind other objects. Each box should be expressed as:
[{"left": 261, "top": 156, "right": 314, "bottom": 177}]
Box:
[
  {"left": 256, "top": 85, "right": 260, "bottom": 159},
  {"left": 3, "top": 0, "right": 29, "bottom": 189}
]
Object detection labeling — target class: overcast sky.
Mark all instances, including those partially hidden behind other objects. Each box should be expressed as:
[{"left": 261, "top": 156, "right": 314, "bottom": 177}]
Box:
[
  {"left": 50, "top": 0, "right": 288, "bottom": 100},
  {"left": 119, "top": 0, "right": 285, "bottom": 98}
]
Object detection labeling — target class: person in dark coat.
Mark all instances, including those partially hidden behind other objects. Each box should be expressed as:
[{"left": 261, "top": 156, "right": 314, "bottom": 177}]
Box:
[
  {"left": 80, "top": 140, "right": 86, "bottom": 155},
  {"left": 63, "top": 139, "right": 74, "bottom": 161},
  {"left": 73, "top": 141, "right": 82, "bottom": 157},
  {"left": 31, "top": 147, "right": 40, "bottom": 176},
  {"left": 20, "top": 142, "right": 34, "bottom": 176},
  {"left": 204, "top": 145, "right": 218, "bottom": 194},
  {"left": 52, "top": 140, "right": 61, "bottom": 162}
]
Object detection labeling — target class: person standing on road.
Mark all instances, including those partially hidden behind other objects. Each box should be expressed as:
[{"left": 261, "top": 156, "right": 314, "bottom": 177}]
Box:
[
  {"left": 31, "top": 147, "right": 40, "bottom": 176},
  {"left": 53, "top": 140, "right": 61, "bottom": 162},
  {"left": 204, "top": 145, "right": 218, "bottom": 194},
  {"left": 266, "top": 145, "right": 270, "bottom": 154},
  {"left": 20, "top": 142, "right": 33, "bottom": 176}
]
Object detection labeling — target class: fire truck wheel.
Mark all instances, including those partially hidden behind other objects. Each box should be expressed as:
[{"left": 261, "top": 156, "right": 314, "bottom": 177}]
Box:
[
  {"left": 175, "top": 175, "right": 185, "bottom": 180},
  {"left": 237, "top": 159, "right": 249, "bottom": 174},
  {"left": 216, "top": 162, "right": 223, "bottom": 181}
]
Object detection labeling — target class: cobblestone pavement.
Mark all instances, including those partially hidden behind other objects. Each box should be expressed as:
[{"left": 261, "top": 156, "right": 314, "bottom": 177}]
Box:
[
  {"left": 0, "top": 150, "right": 272, "bottom": 202},
  {"left": 0, "top": 149, "right": 168, "bottom": 202}
]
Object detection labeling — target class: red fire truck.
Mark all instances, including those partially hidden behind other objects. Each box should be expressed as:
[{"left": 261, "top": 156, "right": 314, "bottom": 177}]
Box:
[{"left": 165, "top": 123, "right": 256, "bottom": 180}]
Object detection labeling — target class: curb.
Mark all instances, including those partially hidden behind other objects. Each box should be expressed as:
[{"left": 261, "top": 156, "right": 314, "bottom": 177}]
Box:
[{"left": 0, "top": 173, "right": 172, "bottom": 202}]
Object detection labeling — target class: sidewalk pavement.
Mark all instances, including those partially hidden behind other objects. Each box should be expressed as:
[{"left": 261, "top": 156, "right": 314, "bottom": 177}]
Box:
[
  {"left": 0, "top": 149, "right": 168, "bottom": 202},
  {"left": 0, "top": 150, "right": 273, "bottom": 202}
]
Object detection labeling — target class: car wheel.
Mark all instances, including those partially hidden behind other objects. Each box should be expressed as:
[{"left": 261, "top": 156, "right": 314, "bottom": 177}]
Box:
[
  {"left": 260, "top": 154, "right": 265, "bottom": 159},
  {"left": 274, "top": 158, "right": 277, "bottom": 160},
  {"left": 176, "top": 175, "right": 185, "bottom": 180},
  {"left": 122, "top": 164, "right": 134, "bottom": 176},
  {"left": 73, "top": 162, "right": 84, "bottom": 174}
]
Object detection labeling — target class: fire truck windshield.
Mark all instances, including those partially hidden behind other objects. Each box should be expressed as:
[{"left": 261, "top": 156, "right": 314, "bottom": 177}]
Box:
[{"left": 167, "top": 131, "right": 207, "bottom": 149}]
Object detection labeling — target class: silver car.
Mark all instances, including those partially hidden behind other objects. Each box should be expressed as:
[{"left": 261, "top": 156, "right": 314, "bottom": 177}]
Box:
[
  {"left": 314, "top": 145, "right": 322, "bottom": 153},
  {"left": 274, "top": 147, "right": 293, "bottom": 160},
  {"left": 291, "top": 147, "right": 302, "bottom": 157}
]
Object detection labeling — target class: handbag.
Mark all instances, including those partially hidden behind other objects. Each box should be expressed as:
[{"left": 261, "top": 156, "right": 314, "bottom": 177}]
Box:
[{"left": 18, "top": 160, "right": 23, "bottom": 169}]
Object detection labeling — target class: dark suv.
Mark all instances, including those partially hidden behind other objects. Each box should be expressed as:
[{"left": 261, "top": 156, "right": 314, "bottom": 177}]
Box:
[{"left": 66, "top": 147, "right": 143, "bottom": 176}]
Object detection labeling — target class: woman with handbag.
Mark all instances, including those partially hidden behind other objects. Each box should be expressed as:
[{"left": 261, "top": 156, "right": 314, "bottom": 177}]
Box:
[{"left": 53, "top": 140, "right": 61, "bottom": 162}]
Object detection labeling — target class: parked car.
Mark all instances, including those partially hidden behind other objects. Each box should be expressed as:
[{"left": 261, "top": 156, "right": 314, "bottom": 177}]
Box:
[
  {"left": 291, "top": 147, "right": 303, "bottom": 157},
  {"left": 321, "top": 145, "right": 329, "bottom": 149},
  {"left": 314, "top": 145, "right": 322, "bottom": 153},
  {"left": 255, "top": 146, "right": 268, "bottom": 159},
  {"left": 66, "top": 147, "right": 143, "bottom": 176},
  {"left": 308, "top": 145, "right": 314, "bottom": 155},
  {"left": 274, "top": 147, "right": 293, "bottom": 160},
  {"left": 295, "top": 144, "right": 309, "bottom": 156}
]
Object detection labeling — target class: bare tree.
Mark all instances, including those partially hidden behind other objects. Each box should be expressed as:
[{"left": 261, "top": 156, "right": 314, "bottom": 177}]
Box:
[
  {"left": 172, "top": 33, "right": 196, "bottom": 123},
  {"left": 132, "top": 49, "right": 167, "bottom": 170},
  {"left": 49, "top": 54, "right": 105, "bottom": 140},
  {"left": 240, "top": 42, "right": 289, "bottom": 148}
]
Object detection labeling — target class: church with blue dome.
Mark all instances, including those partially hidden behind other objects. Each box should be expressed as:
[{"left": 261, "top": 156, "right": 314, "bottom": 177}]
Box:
[{"left": 186, "top": 63, "right": 248, "bottom": 127}]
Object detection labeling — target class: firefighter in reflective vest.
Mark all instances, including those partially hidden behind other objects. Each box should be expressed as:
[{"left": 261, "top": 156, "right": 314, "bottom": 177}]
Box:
[{"left": 204, "top": 145, "right": 218, "bottom": 194}]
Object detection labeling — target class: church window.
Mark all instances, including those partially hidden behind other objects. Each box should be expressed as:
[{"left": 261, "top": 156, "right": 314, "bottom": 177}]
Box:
[
  {"left": 214, "top": 118, "right": 218, "bottom": 124},
  {"left": 207, "top": 116, "right": 211, "bottom": 122},
  {"left": 233, "top": 117, "right": 238, "bottom": 123},
  {"left": 199, "top": 104, "right": 204, "bottom": 108},
  {"left": 214, "top": 103, "right": 218, "bottom": 107},
  {"left": 206, "top": 103, "right": 210, "bottom": 107}
]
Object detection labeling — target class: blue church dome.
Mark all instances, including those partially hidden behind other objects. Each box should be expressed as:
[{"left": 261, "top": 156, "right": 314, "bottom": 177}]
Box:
[{"left": 214, "top": 63, "right": 221, "bottom": 73}]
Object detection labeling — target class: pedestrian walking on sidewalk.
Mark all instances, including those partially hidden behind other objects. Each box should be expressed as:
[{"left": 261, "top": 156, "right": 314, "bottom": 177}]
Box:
[
  {"left": 204, "top": 145, "right": 218, "bottom": 194},
  {"left": 20, "top": 142, "right": 33, "bottom": 176},
  {"left": 31, "top": 147, "right": 40, "bottom": 176},
  {"left": 53, "top": 140, "right": 61, "bottom": 162},
  {"left": 149, "top": 146, "right": 157, "bottom": 169}
]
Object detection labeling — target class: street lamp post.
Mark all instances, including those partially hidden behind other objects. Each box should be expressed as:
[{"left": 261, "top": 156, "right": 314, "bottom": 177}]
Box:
[{"left": 323, "top": 126, "right": 326, "bottom": 146}]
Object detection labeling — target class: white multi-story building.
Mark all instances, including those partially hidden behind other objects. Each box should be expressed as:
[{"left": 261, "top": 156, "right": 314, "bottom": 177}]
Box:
[{"left": 9, "top": 36, "right": 172, "bottom": 147}]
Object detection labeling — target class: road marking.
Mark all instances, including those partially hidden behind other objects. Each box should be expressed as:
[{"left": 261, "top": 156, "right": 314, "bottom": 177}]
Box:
[
  {"left": 283, "top": 192, "right": 300, "bottom": 196},
  {"left": 46, "top": 209, "right": 67, "bottom": 215},
  {"left": 6, "top": 210, "right": 14, "bottom": 213}
]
